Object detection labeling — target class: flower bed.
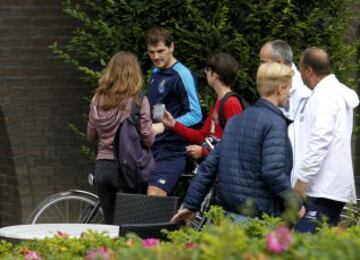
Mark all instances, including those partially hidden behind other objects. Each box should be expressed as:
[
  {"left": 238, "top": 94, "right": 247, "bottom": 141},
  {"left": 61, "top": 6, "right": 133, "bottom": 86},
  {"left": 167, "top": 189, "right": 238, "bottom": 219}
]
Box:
[{"left": 1, "top": 207, "right": 360, "bottom": 259}]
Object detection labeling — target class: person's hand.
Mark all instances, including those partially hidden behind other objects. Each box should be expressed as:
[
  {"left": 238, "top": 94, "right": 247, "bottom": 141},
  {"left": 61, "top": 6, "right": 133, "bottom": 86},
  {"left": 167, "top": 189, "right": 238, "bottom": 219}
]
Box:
[
  {"left": 171, "top": 208, "right": 196, "bottom": 226},
  {"left": 298, "top": 206, "right": 306, "bottom": 218},
  {"left": 186, "top": 145, "right": 203, "bottom": 159},
  {"left": 294, "top": 180, "right": 307, "bottom": 199},
  {"left": 161, "top": 110, "right": 176, "bottom": 128},
  {"left": 152, "top": 123, "right": 165, "bottom": 135}
]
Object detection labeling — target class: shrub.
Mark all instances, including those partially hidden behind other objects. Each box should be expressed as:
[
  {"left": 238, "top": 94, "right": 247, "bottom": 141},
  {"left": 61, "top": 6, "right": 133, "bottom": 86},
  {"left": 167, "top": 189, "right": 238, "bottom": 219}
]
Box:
[
  {"left": 54, "top": 0, "right": 359, "bottom": 105},
  {"left": 2, "top": 209, "right": 360, "bottom": 259},
  {"left": 54, "top": 0, "right": 359, "bottom": 159}
]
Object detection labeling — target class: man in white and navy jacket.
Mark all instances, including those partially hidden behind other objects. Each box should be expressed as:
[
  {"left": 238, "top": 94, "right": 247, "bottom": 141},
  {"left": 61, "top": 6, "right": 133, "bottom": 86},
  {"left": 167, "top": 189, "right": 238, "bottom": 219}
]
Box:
[
  {"left": 259, "top": 39, "right": 312, "bottom": 121},
  {"left": 292, "top": 47, "right": 359, "bottom": 233}
]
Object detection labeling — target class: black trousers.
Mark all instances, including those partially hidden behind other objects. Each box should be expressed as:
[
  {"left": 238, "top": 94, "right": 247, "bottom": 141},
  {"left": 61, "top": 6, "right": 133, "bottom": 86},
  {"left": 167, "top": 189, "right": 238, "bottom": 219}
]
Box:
[
  {"left": 294, "top": 197, "right": 345, "bottom": 233},
  {"left": 94, "top": 159, "right": 124, "bottom": 224}
]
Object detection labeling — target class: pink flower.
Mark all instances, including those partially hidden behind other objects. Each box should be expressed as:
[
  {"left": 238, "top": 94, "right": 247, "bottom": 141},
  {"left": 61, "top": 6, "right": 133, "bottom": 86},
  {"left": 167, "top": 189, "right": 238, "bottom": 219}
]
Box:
[
  {"left": 184, "top": 241, "right": 197, "bottom": 249},
  {"left": 56, "top": 230, "right": 69, "bottom": 238},
  {"left": 22, "top": 250, "right": 41, "bottom": 260},
  {"left": 142, "top": 238, "right": 160, "bottom": 248},
  {"left": 86, "top": 246, "right": 111, "bottom": 260},
  {"left": 266, "top": 226, "right": 292, "bottom": 253}
]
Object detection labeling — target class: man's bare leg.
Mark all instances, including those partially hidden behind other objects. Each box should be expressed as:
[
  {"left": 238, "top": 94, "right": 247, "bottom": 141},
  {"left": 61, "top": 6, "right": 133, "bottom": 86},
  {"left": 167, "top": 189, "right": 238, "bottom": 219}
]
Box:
[{"left": 147, "top": 185, "right": 167, "bottom": 196}]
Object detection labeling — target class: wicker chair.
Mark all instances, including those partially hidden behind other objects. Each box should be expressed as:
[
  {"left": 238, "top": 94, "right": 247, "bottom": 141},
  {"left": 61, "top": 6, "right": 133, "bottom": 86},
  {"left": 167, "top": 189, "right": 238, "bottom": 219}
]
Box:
[
  {"left": 118, "top": 222, "right": 179, "bottom": 240},
  {"left": 113, "top": 193, "right": 179, "bottom": 239}
]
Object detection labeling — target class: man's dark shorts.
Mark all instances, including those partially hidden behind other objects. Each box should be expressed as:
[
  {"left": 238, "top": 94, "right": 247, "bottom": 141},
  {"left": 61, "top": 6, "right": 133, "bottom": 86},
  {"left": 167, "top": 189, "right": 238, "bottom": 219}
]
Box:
[{"left": 148, "top": 149, "right": 187, "bottom": 194}]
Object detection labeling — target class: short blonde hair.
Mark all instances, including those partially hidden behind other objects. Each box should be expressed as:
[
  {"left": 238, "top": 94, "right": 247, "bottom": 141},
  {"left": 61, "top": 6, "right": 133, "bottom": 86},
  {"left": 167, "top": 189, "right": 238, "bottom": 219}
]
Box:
[{"left": 256, "top": 63, "right": 294, "bottom": 97}]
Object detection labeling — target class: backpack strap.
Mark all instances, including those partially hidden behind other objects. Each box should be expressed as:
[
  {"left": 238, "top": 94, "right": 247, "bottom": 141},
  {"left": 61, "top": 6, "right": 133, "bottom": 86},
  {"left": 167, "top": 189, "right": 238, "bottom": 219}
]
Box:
[
  {"left": 128, "top": 92, "right": 145, "bottom": 132},
  {"left": 218, "top": 91, "right": 250, "bottom": 129}
]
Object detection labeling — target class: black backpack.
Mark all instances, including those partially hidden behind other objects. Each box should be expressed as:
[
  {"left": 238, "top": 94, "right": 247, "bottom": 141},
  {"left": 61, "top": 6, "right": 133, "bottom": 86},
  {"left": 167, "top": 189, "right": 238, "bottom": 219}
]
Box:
[
  {"left": 218, "top": 91, "right": 250, "bottom": 129},
  {"left": 113, "top": 93, "right": 155, "bottom": 193}
]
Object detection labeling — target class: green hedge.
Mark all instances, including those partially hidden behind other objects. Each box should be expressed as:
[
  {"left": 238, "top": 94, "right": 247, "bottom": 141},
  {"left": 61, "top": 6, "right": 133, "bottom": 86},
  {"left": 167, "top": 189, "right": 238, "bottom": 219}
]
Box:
[
  {"left": 54, "top": 0, "right": 359, "bottom": 105},
  {"left": 56, "top": 0, "right": 359, "bottom": 158},
  {"left": 2, "top": 208, "right": 360, "bottom": 259}
]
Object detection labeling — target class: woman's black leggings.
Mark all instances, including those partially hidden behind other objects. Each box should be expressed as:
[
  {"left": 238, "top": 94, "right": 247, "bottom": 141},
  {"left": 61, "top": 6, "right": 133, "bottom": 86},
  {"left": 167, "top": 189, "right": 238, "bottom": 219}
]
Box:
[{"left": 94, "top": 159, "right": 124, "bottom": 224}]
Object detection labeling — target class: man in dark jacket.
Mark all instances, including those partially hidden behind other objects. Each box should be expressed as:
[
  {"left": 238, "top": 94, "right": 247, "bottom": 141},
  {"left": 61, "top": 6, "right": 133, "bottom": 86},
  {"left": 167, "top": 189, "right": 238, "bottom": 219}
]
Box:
[{"left": 172, "top": 62, "right": 303, "bottom": 224}]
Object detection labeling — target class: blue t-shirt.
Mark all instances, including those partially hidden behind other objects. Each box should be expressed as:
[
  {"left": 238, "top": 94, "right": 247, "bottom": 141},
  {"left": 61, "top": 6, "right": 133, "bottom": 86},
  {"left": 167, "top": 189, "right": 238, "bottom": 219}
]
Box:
[{"left": 147, "top": 61, "right": 202, "bottom": 150}]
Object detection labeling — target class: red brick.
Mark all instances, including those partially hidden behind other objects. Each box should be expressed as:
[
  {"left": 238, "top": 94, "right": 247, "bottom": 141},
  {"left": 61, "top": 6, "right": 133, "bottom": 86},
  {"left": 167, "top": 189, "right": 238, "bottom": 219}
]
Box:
[{"left": 0, "top": 0, "right": 91, "bottom": 226}]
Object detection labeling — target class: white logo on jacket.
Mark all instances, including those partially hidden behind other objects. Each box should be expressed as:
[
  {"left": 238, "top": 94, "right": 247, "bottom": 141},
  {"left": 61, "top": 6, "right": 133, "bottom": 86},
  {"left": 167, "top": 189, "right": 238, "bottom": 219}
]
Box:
[{"left": 158, "top": 80, "right": 166, "bottom": 93}]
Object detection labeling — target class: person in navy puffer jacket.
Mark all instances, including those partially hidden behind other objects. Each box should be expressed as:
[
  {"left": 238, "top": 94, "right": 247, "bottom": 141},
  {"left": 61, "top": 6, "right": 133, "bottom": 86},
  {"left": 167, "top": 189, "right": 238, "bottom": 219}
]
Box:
[{"left": 171, "top": 62, "right": 304, "bottom": 224}]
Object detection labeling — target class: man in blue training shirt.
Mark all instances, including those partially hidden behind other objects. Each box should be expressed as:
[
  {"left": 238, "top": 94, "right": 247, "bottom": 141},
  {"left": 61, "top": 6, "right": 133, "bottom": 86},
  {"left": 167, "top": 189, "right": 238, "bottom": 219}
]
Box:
[{"left": 146, "top": 27, "right": 202, "bottom": 196}]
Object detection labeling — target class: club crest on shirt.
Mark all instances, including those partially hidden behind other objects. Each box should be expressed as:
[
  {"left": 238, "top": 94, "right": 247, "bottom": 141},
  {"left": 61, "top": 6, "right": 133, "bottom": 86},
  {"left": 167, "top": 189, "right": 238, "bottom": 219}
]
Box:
[{"left": 158, "top": 79, "right": 166, "bottom": 93}]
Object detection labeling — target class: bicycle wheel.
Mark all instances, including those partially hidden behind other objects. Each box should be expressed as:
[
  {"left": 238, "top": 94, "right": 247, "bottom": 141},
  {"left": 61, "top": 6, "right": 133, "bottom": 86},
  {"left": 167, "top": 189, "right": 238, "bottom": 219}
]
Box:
[{"left": 27, "top": 190, "right": 104, "bottom": 224}]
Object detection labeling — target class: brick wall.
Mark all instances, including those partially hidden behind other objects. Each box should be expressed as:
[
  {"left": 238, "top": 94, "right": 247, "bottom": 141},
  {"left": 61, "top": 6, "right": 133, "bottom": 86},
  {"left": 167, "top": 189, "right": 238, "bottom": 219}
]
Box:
[
  {"left": 0, "top": 107, "right": 21, "bottom": 225},
  {"left": 0, "top": 0, "right": 94, "bottom": 226}
]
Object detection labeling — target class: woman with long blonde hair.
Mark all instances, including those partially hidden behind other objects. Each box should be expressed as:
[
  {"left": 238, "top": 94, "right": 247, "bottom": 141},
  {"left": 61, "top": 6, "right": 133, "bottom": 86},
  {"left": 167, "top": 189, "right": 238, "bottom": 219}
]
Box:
[{"left": 87, "top": 51, "right": 155, "bottom": 224}]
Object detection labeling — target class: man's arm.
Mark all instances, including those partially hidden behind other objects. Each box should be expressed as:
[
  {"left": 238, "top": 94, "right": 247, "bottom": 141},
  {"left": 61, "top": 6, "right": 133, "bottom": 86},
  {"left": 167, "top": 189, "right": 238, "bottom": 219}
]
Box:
[
  {"left": 296, "top": 95, "right": 336, "bottom": 184},
  {"left": 172, "top": 63, "right": 202, "bottom": 126},
  {"left": 182, "top": 143, "right": 221, "bottom": 211},
  {"left": 171, "top": 143, "right": 220, "bottom": 225},
  {"left": 261, "top": 124, "right": 292, "bottom": 196},
  {"left": 162, "top": 108, "right": 212, "bottom": 143},
  {"left": 172, "top": 110, "right": 212, "bottom": 143},
  {"left": 261, "top": 122, "right": 302, "bottom": 210}
]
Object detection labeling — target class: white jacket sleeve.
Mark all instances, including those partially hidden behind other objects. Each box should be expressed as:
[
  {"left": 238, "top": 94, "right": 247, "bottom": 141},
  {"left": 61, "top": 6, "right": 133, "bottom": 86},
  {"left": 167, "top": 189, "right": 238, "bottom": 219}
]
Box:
[{"left": 297, "top": 94, "right": 337, "bottom": 183}]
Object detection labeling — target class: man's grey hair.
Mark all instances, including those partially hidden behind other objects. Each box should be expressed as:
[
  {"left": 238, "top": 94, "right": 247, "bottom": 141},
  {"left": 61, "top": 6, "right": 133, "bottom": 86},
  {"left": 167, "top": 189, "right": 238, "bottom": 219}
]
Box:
[{"left": 270, "top": 40, "right": 293, "bottom": 66}]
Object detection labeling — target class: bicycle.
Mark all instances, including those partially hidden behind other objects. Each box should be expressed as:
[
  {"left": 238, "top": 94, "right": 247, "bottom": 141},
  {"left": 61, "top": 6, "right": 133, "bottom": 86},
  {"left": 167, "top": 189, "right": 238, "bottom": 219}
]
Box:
[
  {"left": 27, "top": 174, "right": 104, "bottom": 224},
  {"left": 27, "top": 137, "right": 218, "bottom": 227},
  {"left": 27, "top": 166, "right": 201, "bottom": 225},
  {"left": 27, "top": 173, "right": 199, "bottom": 225}
]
